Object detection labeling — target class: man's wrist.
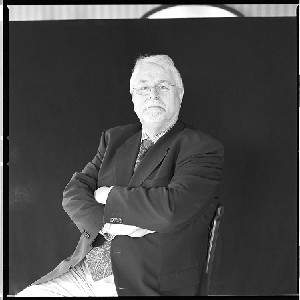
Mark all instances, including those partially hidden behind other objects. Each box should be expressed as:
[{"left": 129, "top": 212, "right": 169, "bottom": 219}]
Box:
[
  {"left": 94, "top": 186, "right": 114, "bottom": 204},
  {"left": 99, "top": 223, "right": 115, "bottom": 241}
]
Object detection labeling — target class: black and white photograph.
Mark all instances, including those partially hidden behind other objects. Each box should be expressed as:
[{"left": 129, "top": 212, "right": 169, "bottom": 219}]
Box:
[{"left": 6, "top": 4, "right": 298, "bottom": 296}]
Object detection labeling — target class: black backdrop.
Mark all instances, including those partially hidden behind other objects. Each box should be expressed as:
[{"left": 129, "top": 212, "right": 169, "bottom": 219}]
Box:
[{"left": 8, "top": 18, "right": 297, "bottom": 296}]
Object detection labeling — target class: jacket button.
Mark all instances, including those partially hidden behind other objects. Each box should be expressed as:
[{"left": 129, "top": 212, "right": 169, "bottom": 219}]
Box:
[{"left": 109, "top": 217, "right": 123, "bottom": 223}]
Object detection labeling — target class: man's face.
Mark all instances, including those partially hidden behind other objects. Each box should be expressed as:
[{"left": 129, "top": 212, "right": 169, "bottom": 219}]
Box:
[{"left": 131, "top": 62, "right": 183, "bottom": 126}]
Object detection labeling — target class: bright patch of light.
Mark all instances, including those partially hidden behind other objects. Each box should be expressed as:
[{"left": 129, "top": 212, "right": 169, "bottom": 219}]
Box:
[{"left": 147, "top": 5, "right": 239, "bottom": 18}]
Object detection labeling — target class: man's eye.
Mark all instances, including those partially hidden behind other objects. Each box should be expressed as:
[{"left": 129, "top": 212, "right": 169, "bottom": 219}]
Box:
[
  {"left": 159, "top": 84, "right": 169, "bottom": 90},
  {"left": 139, "top": 86, "right": 149, "bottom": 91}
]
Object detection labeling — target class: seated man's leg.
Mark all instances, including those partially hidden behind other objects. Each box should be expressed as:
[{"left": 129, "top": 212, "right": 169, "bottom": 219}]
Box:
[
  {"left": 16, "top": 285, "right": 65, "bottom": 297},
  {"left": 92, "top": 275, "right": 118, "bottom": 297},
  {"left": 16, "top": 260, "right": 96, "bottom": 297}
]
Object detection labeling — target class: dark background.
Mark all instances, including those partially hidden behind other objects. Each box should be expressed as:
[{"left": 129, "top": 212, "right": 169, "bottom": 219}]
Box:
[{"left": 8, "top": 18, "right": 297, "bottom": 295}]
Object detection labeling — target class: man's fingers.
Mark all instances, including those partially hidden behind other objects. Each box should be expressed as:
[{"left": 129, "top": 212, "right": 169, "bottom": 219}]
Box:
[
  {"left": 105, "top": 224, "right": 156, "bottom": 237},
  {"left": 128, "top": 228, "right": 147, "bottom": 237},
  {"left": 128, "top": 229, "right": 156, "bottom": 237},
  {"left": 106, "top": 224, "right": 139, "bottom": 235}
]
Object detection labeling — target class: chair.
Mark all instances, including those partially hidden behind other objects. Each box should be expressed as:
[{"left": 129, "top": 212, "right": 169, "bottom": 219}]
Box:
[{"left": 201, "top": 204, "right": 224, "bottom": 296}]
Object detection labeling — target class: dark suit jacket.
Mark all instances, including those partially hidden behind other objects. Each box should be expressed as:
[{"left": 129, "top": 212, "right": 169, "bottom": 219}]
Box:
[{"left": 33, "top": 119, "right": 224, "bottom": 296}]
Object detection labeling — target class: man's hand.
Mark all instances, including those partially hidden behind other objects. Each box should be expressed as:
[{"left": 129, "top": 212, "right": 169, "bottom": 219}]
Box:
[
  {"left": 95, "top": 186, "right": 156, "bottom": 237},
  {"left": 94, "top": 186, "right": 113, "bottom": 205},
  {"left": 103, "top": 223, "right": 155, "bottom": 238}
]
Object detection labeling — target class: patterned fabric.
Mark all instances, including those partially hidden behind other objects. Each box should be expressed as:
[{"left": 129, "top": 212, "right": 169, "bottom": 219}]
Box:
[
  {"left": 133, "top": 138, "right": 154, "bottom": 172},
  {"left": 84, "top": 240, "right": 113, "bottom": 282}
]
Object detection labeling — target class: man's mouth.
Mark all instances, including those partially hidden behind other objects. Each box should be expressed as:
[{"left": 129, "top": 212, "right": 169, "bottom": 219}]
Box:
[
  {"left": 148, "top": 105, "right": 163, "bottom": 109},
  {"left": 144, "top": 105, "right": 165, "bottom": 111},
  {"left": 143, "top": 105, "right": 165, "bottom": 112}
]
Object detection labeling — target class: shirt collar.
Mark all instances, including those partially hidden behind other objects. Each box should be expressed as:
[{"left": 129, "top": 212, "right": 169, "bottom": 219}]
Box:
[{"left": 141, "top": 117, "right": 178, "bottom": 144}]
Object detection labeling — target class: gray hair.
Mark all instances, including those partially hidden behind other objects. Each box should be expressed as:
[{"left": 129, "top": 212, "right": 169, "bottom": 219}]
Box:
[{"left": 129, "top": 54, "right": 184, "bottom": 94}]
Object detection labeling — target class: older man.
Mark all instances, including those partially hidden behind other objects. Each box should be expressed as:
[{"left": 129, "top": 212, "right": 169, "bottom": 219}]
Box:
[{"left": 17, "top": 54, "right": 224, "bottom": 296}]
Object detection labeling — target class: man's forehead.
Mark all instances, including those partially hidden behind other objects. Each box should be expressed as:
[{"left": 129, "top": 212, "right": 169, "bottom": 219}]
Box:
[{"left": 135, "top": 62, "right": 173, "bottom": 81}]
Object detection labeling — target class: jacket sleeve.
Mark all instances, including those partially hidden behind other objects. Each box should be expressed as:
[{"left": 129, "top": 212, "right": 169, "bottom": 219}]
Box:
[
  {"left": 103, "top": 138, "right": 224, "bottom": 234},
  {"left": 62, "top": 131, "right": 107, "bottom": 245}
]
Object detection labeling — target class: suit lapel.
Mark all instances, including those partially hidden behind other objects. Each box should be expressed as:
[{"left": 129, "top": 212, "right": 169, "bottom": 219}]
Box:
[
  {"left": 129, "top": 120, "right": 186, "bottom": 187},
  {"left": 114, "top": 129, "right": 142, "bottom": 186}
]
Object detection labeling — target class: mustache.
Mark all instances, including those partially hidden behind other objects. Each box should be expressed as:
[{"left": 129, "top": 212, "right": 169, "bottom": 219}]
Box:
[{"left": 143, "top": 100, "right": 166, "bottom": 110}]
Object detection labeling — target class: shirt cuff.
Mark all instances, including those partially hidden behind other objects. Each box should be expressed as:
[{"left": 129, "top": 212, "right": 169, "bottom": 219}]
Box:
[
  {"left": 94, "top": 186, "right": 114, "bottom": 205},
  {"left": 99, "top": 223, "right": 115, "bottom": 241}
]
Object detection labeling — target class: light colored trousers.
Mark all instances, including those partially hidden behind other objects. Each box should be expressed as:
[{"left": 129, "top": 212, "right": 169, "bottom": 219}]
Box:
[{"left": 16, "top": 260, "right": 118, "bottom": 297}]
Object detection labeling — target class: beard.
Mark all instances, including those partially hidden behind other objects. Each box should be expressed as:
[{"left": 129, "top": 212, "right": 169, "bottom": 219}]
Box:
[{"left": 141, "top": 106, "right": 166, "bottom": 123}]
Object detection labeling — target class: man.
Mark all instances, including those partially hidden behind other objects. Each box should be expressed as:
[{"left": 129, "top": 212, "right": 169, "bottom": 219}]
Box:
[{"left": 16, "top": 54, "right": 224, "bottom": 296}]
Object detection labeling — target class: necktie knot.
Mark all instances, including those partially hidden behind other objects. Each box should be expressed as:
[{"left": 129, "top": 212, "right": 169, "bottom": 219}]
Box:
[{"left": 141, "top": 138, "right": 154, "bottom": 150}]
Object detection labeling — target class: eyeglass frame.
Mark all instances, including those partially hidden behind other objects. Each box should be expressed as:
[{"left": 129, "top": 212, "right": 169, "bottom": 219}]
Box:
[{"left": 132, "top": 82, "right": 176, "bottom": 96}]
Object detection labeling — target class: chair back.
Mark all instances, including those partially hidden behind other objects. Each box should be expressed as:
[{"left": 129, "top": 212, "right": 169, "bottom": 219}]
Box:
[{"left": 201, "top": 204, "right": 224, "bottom": 295}]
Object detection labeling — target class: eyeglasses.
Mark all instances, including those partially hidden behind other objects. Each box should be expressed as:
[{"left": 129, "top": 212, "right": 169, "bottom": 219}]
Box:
[{"left": 133, "top": 82, "right": 175, "bottom": 96}]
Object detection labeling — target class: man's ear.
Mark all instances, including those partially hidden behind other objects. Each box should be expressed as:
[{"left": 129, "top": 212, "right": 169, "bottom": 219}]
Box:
[{"left": 179, "top": 88, "right": 184, "bottom": 103}]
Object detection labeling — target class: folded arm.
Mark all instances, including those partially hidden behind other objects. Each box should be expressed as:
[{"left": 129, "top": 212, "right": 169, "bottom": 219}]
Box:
[
  {"left": 94, "top": 186, "right": 155, "bottom": 237},
  {"left": 62, "top": 130, "right": 154, "bottom": 243},
  {"left": 103, "top": 138, "right": 224, "bottom": 234},
  {"left": 62, "top": 130, "right": 224, "bottom": 241}
]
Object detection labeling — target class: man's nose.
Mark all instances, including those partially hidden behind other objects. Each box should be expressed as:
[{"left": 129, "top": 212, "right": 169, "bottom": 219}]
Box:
[{"left": 149, "top": 86, "right": 159, "bottom": 98}]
